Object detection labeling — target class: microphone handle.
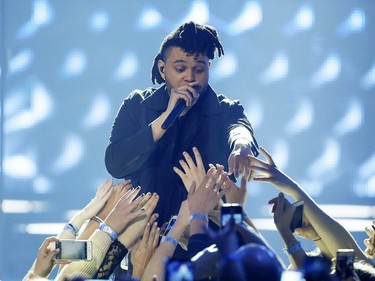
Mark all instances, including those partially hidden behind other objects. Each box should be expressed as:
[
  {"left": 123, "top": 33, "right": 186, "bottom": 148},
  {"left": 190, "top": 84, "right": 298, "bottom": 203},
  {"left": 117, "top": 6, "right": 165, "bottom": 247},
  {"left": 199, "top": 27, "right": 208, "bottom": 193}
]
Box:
[{"left": 161, "top": 99, "right": 186, "bottom": 130}]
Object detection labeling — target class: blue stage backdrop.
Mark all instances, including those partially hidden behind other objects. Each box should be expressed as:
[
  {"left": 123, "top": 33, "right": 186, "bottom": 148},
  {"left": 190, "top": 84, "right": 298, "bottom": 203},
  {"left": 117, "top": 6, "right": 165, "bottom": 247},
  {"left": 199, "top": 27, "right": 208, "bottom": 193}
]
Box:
[{"left": 1, "top": 1, "right": 374, "bottom": 280}]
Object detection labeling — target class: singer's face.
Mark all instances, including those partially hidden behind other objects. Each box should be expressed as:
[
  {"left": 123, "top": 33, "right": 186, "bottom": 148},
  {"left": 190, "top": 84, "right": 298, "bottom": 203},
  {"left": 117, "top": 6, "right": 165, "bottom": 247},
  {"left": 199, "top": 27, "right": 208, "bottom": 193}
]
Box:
[{"left": 159, "top": 47, "right": 210, "bottom": 96}]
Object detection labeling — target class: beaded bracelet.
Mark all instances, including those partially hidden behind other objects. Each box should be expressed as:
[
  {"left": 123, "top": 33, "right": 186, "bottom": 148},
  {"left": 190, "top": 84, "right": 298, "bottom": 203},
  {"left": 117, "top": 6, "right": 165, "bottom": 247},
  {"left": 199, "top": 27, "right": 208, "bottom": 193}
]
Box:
[
  {"left": 190, "top": 213, "right": 209, "bottom": 223},
  {"left": 161, "top": 236, "right": 178, "bottom": 246},
  {"left": 91, "top": 216, "right": 104, "bottom": 224}
]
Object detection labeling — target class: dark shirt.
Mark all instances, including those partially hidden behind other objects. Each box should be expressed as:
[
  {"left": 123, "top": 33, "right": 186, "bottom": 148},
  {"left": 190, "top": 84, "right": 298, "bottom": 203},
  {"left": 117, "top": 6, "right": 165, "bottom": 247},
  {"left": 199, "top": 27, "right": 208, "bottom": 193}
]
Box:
[{"left": 105, "top": 84, "right": 257, "bottom": 225}]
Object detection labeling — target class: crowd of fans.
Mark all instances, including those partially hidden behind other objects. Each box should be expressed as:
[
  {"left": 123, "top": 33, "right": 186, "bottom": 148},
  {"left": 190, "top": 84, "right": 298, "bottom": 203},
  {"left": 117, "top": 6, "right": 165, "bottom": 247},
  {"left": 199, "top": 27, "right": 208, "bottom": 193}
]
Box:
[{"left": 22, "top": 146, "right": 375, "bottom": 281}]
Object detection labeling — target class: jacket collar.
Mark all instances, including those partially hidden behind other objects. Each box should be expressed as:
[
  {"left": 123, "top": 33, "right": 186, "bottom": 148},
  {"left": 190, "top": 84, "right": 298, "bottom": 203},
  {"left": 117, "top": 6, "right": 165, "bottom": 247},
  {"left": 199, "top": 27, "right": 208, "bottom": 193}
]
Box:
[{"left": 141, "top": 84, "right": 223, "bottom": 115}]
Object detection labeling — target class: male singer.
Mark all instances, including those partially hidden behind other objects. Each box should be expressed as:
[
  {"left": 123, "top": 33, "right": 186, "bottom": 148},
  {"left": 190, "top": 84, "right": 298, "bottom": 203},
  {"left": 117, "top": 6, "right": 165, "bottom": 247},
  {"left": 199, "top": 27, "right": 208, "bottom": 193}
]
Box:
[{"left": 105, "top": 21, "right": 259, "bottom": 225}]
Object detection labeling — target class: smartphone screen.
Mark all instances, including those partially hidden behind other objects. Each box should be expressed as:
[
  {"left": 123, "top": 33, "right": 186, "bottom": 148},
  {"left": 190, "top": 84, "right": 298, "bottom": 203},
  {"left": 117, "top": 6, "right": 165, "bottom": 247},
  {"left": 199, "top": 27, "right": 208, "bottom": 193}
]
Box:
[
  {"left": 53, "top": 239, "right": 92, "bottom": 260},
  {"left": 336, "top": 249, "right": 355, "bottom": 279},
  {"left": 221, "top": 203, "right": 243, "bottom": 226},
  {"left": 165, "top": 257, "right": 194, "bottom": 281},
  {"left": 289, "top": 200, "right": 304, "bottom": 232}
]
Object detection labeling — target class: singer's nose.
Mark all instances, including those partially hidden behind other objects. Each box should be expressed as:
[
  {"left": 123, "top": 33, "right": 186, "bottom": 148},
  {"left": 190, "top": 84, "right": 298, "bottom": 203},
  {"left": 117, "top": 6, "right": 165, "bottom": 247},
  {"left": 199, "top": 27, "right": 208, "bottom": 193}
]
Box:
[{"left": 184, "top": 69, "right": 195, "bottom": 83}]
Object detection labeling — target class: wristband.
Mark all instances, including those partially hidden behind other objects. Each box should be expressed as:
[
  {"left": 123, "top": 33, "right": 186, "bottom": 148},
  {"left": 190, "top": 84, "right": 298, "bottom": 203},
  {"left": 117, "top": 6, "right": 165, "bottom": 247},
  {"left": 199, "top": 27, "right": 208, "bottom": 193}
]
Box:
[
  {"left": 91, "top": 216, "right": 104, "bottom": 224},
  {"left": 190, "top": 213, "right": 209, "bottom": 223},
  {"left": 161, "top": 236, "right": 178, "bottom": 246},
  {"left": 63, "top": 223, "right": 79, "bottom": 237},
  {"left": 99, "top": 223, "right": 118, "bottom": 241},
  {"left": 284, "top": 241, "right": 302, "bottom": 255}
]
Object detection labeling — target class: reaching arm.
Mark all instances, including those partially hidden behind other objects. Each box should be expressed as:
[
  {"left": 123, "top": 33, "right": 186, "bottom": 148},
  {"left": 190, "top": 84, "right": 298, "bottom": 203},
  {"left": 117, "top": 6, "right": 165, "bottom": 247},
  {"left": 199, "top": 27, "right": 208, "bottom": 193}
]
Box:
[
  {"left": 268, "top": 193, "right": 307, "bottom": 269},
  {"left": 226, "top": 102, "right": 259, "bottom": 181},
  {"left": 249, "top": 146, "right": 372, "bottom": 264},
  {"left": 55, "top": 188, "right": 146, "bottom": 280},
  {"left": 141, "top": 200, "right": 189, "bottom": 281}
]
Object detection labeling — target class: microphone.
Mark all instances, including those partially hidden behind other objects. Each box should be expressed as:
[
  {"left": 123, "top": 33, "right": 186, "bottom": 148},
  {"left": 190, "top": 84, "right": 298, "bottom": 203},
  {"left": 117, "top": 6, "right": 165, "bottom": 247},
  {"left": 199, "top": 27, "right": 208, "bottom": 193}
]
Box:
[{"left": 161, "top": 99, "right": 186, "bottom": 130}]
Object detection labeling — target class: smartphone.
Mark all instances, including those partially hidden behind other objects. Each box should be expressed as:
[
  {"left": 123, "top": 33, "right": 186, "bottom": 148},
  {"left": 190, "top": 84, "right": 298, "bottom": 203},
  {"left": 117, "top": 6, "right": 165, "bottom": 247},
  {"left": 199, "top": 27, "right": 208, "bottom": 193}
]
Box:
[
  {"left": 164, "top": 257, "right": 194, "bottom": 281},
  {"left": 221, "top": 203, "right": 243, "bottom": 226},
  {"left": 289, "top": 200, "right": 304, "bottom": 233},
  {"left": 335, "top": 249, "right": 355, "bottom": 279},
  {"left": 51, "top": 239, "right": 92, "bottom": 260},
  {"left": 162, "top": 215, "right": 177, "bottom": 237}
]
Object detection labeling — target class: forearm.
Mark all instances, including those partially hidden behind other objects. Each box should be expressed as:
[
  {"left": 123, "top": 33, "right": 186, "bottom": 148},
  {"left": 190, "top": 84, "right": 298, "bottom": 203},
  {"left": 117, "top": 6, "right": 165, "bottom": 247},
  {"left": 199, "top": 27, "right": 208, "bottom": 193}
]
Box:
[
  {"left": 228, "top": 123, "right": 258, "bottom": 156},
  {"left": 150, "top": 110, "right": 169, "bottom": 142},
  {"left": 190, "top": 218, "right": 208, "bottom": 236},
  {"left": 105, "top": 126, "right": 156, "bottom": 178},
  {"left": 278, "top": 227, "right": 306, "bottom": 269},
  {"left": 77, "top": 219, "right": 101, "bottom": 240},
  {"left": 95, "top": 240, "right": 128, "bottom": 279},
  {"left": 57, "top": 212, "right": 95, "bottom": 240},
  {"left": 296, "top": 191, "right": 369, "bottom": 262},
  {"left": 142, "top": 224, "right": 184, "bottom": 281}
]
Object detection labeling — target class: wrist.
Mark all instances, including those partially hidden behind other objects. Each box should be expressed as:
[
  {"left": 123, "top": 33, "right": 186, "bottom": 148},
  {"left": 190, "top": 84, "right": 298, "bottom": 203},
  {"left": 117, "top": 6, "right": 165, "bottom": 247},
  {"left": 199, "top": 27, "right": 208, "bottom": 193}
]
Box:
[
  {"left": 161, "top": 236, "right": 178, "bottom": 246},
  {"left": 283, "top": 239, "right": 302, "bottom": 255},
  {"left": 99, "top": 222, "right": 118, "bottom": 241},
  {"left": 190, "top": 213, "right": 209, "bottom": 223},
  {"left": 63, "top": 222, "right": 79, "bottom": 237},
  {"left": 27, "top": 270, "right": 46, "bottom": 279}
]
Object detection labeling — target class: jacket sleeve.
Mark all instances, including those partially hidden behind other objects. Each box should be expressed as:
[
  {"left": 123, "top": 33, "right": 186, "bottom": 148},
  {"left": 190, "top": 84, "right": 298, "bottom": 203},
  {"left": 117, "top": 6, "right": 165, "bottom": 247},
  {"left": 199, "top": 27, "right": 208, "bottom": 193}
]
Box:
[
  {"left": 105, "top": 92, "right": 158, "bottom": 179},
  {"left": 224, "top": 98, "right": 259, "bottom": 157}
]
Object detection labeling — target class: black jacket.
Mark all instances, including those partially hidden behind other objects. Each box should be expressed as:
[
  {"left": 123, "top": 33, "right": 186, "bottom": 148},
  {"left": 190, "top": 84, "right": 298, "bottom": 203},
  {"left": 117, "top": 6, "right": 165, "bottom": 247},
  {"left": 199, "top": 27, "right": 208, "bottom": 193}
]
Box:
[{"left": 105, "top": 84, "right": 257, "bottom": 224}]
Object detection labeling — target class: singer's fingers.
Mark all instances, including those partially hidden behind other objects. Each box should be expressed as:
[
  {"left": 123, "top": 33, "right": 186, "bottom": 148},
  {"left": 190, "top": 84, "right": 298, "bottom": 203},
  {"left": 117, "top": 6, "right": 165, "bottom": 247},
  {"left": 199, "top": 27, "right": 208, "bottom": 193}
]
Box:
[
  {"left": 186, "top": 84, "right": 200, "bottom": 99},
  {"left": 174, "top": 89, "right": 194, "bottom": 106}
]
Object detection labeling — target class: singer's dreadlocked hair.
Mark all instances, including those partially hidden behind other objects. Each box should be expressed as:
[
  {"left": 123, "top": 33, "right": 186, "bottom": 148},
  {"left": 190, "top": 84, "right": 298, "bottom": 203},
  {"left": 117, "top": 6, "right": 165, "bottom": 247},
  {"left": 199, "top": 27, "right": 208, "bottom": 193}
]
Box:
[{"left": 151, "top": 21, "right": 224, "bottom": 84}]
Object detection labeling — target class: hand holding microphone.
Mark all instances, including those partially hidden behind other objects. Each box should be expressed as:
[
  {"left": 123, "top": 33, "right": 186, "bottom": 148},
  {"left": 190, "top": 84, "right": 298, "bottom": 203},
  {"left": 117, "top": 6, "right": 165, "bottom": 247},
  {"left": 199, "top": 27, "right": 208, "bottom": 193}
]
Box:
[{"left": 161, "top": 83, "right": 200, "bottom": 130}]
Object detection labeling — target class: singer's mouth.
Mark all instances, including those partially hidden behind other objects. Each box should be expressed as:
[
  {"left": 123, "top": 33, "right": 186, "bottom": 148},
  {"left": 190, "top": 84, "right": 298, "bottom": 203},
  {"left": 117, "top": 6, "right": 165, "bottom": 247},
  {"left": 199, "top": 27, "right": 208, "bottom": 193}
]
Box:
[{"left": 192, "top": 85, "right": 201, "bottom": 91}]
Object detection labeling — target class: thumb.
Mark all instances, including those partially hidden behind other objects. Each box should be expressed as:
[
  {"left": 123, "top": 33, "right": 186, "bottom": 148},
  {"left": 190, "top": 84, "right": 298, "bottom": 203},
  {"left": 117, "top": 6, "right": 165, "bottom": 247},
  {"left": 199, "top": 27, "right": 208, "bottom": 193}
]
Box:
[
  {"left": 227, "top": 157, "right": 234, "bottom": 175},
  {"left": 189, "top": 181, "right": 197, "bottom": 194}
]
